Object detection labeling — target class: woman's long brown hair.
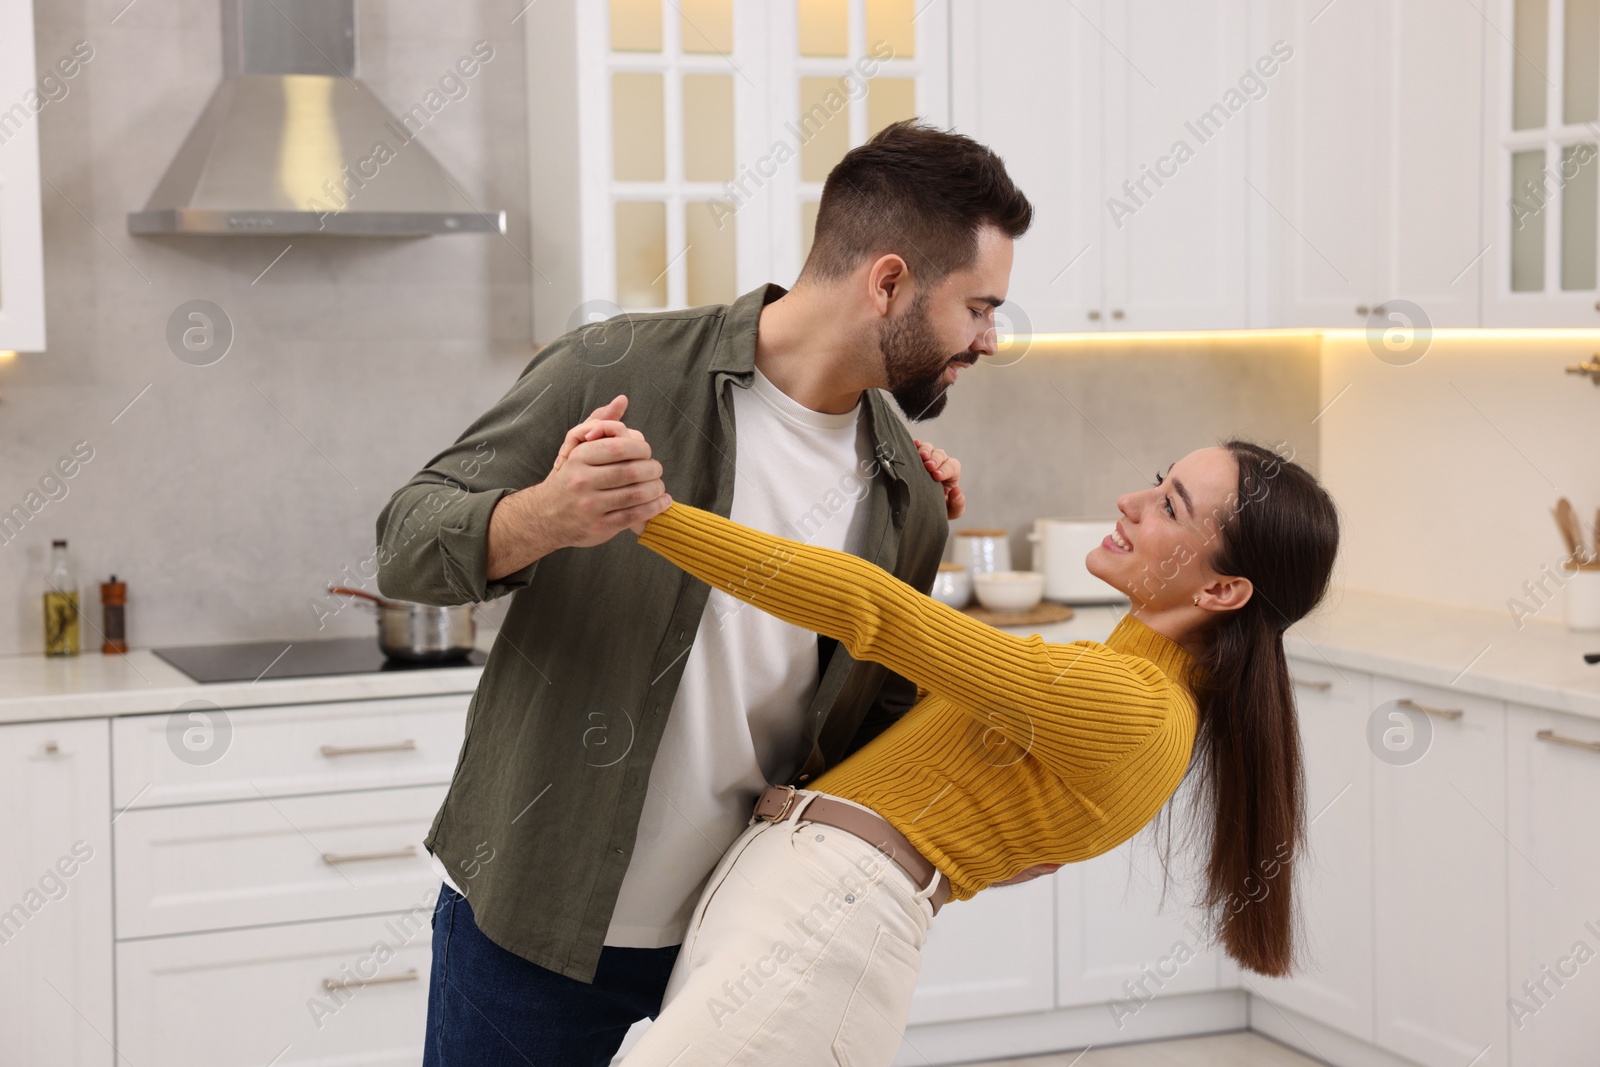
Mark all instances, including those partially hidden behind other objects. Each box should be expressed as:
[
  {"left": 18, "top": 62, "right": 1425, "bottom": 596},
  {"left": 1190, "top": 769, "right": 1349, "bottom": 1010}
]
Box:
[{"left": 1169, "top": 440, "right": 1339, "bottom": 978}]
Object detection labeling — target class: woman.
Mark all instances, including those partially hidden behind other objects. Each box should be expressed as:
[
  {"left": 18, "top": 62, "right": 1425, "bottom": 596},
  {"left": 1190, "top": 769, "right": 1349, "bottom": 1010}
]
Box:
[{"left": 603, "top": 437, "right": 1337, "bottom": 1067}]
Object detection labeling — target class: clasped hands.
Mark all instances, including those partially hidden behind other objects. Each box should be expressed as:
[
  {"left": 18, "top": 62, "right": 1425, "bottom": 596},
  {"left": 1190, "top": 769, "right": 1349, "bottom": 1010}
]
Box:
[{"left": 546, "top": 394, "right": 967, "bottom": 536}]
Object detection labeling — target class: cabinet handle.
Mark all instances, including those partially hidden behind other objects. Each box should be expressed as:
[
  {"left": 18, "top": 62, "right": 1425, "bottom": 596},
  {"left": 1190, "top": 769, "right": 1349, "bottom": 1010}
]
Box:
[
  {"left": 1355, "top": 305, "right": 1370, "bottom": 316},
  {"left": 31, "top": 740, "right": 68, "bottom": 760},
  {"left": 1397, "top": 698, "right": 1463, "bottom": 720},
  {"left": 1111, "top": 309, "right": 1125, "bottom": 319},
  {"left": 322, "top": 968, "right": 420, "bottom": 993},
  {"left": 319, "top": 740, "right": 417, "bottom": 758},
  {"left": 321, "top": 846, "right": 419, "bottom": 865},
  {"left": 1536, "top": 728, "right": 1600, "bottom": 754},
  {"left": 1087, "top": 309, "right": 1101, "bottom": 320},
  {"left": 1292, "top": 678, "right": 1333, "bottom": 691}
]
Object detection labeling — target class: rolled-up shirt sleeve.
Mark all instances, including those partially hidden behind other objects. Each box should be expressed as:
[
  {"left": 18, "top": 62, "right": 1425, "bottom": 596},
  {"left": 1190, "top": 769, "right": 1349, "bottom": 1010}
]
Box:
[{"left": 376, "top": 348, "right": 574, "bottom": 606}]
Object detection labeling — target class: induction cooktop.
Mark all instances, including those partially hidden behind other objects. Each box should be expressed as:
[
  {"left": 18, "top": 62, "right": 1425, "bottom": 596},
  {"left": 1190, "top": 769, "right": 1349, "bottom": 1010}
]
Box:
[{"left": 152, "top": 637, "right": 486, "bottom": 684}]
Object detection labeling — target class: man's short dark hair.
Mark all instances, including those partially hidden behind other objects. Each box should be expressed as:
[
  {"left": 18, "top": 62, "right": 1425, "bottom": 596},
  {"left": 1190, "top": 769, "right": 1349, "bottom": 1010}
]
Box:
[{"left": 801, "top": 119, "right": 1033, "bottom": 286}]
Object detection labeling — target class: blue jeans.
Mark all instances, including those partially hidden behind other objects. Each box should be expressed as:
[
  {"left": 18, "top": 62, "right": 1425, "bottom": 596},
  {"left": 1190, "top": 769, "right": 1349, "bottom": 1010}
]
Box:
[{"left": 423, "top": 885, "right": 681, "bottom": 1067}]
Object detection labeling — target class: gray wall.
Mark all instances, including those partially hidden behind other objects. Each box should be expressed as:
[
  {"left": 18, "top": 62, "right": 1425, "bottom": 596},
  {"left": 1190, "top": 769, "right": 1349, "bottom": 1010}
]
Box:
[
  {"left": 927, "top": 338, "right": 1322, "bottom": 571},
  {"left": 2, "top": 0, "right": 535, "bottom": 654},
  {"left": 0, "top": 0, "right": 1318, "bottom": 655}
]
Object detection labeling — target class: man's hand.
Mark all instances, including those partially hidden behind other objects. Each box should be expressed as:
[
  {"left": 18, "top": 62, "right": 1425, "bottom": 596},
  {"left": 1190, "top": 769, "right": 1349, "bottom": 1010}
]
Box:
[
  {"left": 484, "top": 396, "right": 671, "bottom": 579},
  {"left": 990, "top": 863, "right": 1063, "bottom": 887},
  {"left": 913, "top": 438, "right": 965, "bottom": 520}
]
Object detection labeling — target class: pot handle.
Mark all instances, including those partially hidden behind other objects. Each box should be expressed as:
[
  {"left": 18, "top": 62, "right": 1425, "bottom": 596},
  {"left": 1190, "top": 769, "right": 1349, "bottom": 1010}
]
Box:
[{"left": 328, "top": 586, "right": 393, "bottom": 609}]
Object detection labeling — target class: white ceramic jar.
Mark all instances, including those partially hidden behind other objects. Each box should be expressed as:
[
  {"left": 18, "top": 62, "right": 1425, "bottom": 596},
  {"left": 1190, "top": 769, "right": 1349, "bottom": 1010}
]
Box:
[{"left": 952, "top": 529, "right": 1011, "bottom": 576}]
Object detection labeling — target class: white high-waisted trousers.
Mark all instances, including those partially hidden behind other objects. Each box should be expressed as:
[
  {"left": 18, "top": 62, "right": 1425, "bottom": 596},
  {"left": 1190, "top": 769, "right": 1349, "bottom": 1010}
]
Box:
[{"left": 617, "top": 789, "right": 945, "bottom": 1067}]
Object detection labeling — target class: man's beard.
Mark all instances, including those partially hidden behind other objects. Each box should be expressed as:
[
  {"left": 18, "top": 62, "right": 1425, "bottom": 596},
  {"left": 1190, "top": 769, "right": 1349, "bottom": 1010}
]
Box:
[{"left": 880, "top": 293, "right": 965, "bottom": 422}]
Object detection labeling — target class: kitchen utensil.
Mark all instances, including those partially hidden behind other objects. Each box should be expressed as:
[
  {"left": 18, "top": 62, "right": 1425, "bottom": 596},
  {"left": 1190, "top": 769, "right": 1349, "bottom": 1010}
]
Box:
[
  {"left": 952, "top": 529, "right": 1011, "bottom": 575},
  {"left": 1028, "top": 518, "right": 1128, "bottom": 603},
  {"left": 931, "top": 563, "right": 972, "bottom": 608},
  {"left": 973, "top": 570, "right": 1046, "bottom": 612},
  {"left": 1554, "top": 498, "right": 1588, "bottom": 562},
  {"left": 328, "top": 586, "right": 476, "bottom": 662}
]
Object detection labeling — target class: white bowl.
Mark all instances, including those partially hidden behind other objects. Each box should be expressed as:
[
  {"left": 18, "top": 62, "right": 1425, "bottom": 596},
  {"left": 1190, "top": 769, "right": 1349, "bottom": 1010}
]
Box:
[{"left": 972, "top": 570, "right": 1045, "bottom": 612}]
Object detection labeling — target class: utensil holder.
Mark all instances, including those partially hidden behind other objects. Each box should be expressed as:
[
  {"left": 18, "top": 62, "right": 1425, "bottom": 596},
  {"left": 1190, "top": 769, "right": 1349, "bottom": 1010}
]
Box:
[{"left": 1565, "top": 565, "right": 1600, "bottom": 631}]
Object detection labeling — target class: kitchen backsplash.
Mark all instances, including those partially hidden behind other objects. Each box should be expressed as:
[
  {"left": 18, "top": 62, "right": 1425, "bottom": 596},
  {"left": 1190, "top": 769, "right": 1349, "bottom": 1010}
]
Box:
[
  {"left": 0, "top": 0, "right": 534, "bottom": 655},
  {"left": 1317, "top": 333, "right": 1600, "bottom": 621},
  {"left": 928, "top": 335, "right": 1323, "bottom": 573}
]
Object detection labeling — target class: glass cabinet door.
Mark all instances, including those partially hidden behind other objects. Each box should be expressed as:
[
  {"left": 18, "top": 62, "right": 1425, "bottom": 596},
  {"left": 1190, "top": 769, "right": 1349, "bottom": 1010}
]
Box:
[
  {"left": 1495, "top": 0, "right": 1600, "bottom": 321},
  {"left": 599, "top": 0, "right": 947, "bottom": 313}
]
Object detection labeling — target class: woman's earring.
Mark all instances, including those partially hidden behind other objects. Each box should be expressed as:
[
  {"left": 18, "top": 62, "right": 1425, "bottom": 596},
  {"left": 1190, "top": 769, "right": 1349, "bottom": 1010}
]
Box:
[{"left": 1192, "top": 595, "right": 1200, "bottom": 606}]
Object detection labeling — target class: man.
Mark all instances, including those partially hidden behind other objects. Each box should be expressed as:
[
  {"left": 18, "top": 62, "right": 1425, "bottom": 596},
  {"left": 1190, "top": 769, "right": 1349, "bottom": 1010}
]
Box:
[{"left": 376, "top": 119, "right": 1032, "bottom": 1065}]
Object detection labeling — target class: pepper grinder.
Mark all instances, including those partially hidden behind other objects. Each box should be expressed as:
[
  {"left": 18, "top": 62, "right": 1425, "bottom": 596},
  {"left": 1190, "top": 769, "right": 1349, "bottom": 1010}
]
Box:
[{"left": 100, "top": 576, "right": 127, "bottom": 654}]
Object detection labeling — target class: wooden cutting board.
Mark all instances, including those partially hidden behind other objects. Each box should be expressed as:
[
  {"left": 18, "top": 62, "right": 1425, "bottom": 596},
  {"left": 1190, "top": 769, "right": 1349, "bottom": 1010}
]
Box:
[{"left": 960, "top": 601, "right": 1076, "bottom": 627}]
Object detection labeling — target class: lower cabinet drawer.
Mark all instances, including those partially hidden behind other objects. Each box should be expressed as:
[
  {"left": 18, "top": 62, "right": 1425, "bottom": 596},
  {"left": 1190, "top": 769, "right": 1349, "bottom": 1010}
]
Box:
[
  {"left": 116, "top": 784, "right": 446, "bottom": 939},
  {"left": 116, "top": 910, "right": 436, "bottom": 1067},
  {"left": 112, "top": 693, "right": 469, "bottom": 809}
]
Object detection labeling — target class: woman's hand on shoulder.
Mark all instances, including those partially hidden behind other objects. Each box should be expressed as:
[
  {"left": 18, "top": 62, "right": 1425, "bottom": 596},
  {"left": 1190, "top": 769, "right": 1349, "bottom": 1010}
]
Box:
[{"left": 913, "top": 438, "right": 964, "bottom": 520}]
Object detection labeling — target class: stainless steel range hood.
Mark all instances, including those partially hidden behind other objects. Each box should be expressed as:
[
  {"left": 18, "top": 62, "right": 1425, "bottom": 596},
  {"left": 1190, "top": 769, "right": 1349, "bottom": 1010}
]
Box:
[{"left": 129, "top": 0, "right": 505, "bottom": 237}]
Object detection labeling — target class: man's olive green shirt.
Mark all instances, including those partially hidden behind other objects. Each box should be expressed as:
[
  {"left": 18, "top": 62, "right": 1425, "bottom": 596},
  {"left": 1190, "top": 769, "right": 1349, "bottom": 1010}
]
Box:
[{"left": 375, "top": 285, "right": 949, "bottom": 983}]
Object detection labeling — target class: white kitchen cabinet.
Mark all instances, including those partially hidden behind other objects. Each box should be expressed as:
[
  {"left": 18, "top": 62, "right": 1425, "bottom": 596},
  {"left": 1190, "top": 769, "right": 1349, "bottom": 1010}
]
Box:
[
  {"left": 1055, "top": 789, "right": 1225, "bottom": 1026},
  {"left": 909, "top": 876, "right": 1056, "bottom": 1024},
  {"left": 1099, "top": 0, "right": 1253, "bottom": 331},
  {"left": 948, "top": 0, "right": 1101, "bottom": 333},
  {"left": 111, "top": 693, "right": 469, "bottom": 809},
  {"left": 0, "top": 719, "right": 113, "bottom": 1067},
  {"left": 117, "top": 909, "right": 436, "bottom": 1067},
  {"left": 1265, "top": 0, "right": 1485, "bottom": 329},
  {"left": 116, "top": 783, "right": 447, "bottom": 939},
  {"left": 1247, "top": 659, "right": 1374, "bottom": 1041},
  {"left": 951, "top": 0, "right": 1254, "bottom": 334},
  {"left": 1369, "top": 676, "right": 1508, "bottom": 1067},
  {"left": 525, "top": 0, "right": 949, "bottom": 343},
  {"left": 0, "top": 0, "right": 47, "bottom": 352},
  {"left": 1481, "top": 0, "right": 1600, "bottom": 325},
  {"left": 1505, "top": 704, "right": 1600, "bottom": 1067}
]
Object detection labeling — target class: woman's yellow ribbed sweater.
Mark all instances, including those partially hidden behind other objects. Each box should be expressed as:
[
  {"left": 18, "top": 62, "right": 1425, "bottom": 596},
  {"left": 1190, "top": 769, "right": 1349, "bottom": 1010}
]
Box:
[{"left": 637, "top": 503, "right": 1199, "bottom": 901}]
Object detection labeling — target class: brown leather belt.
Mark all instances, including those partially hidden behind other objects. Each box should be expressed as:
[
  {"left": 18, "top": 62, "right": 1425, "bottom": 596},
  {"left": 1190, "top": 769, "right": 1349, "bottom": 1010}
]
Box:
[{"left": 753, "top": 784, "right": 950, "bottom": 916}]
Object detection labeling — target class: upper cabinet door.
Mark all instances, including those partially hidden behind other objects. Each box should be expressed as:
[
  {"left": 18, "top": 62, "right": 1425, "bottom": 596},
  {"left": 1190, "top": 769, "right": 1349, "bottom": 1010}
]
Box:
[
  {"left": 1100, "top": 0, "right": 1252, "bottom": 331},
  {"left": 1268, "top": 0, "right": 1484, "bottom": 329},
  {"left": 1380, "top": 0, "right": 1485, "bottom": 328},
  {"left": 1265, "top": 0, "right": 1383, "bottom": 327},
  {"left": 0, "top": 0, "right": 46, "bottom": 353},
  {"left": 1483, "top": 0, "right": 1600, "bottom": 325},
  {"left": 949, "top": 0, "right": 1102, "bottom": 334}
]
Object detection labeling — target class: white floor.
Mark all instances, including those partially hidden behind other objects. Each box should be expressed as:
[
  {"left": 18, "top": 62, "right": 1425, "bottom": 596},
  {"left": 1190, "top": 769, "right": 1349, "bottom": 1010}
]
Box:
[{"left": 952, "top": 1030, "right": 1326, "bottom": 1067}]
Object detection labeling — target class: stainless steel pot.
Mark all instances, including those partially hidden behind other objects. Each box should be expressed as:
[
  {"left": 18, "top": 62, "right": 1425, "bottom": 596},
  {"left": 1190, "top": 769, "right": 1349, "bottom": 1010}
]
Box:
[{"left": 328, "top": 587, "right": 476, "bottom": 662}]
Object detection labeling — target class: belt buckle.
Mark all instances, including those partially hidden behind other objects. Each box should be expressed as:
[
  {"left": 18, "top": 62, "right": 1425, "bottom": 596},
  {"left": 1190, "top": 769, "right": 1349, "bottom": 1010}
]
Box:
[{"left": 758, "top": 784, "right": 799, "bottom": 823}]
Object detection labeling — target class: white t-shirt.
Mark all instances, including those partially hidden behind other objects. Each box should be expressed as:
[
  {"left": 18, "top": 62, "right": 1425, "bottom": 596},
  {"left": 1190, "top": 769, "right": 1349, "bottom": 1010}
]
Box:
[{"left": 432, "top": 368, "right": 875, "bottom": 948}]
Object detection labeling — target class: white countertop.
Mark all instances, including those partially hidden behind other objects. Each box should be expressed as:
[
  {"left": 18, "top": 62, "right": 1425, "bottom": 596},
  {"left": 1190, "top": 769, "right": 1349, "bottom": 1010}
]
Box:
[
  {"left": 2, "top": 588, "right": 1597, "bottom": 726},
  {"left": 1023, "top": 587, "right": 1600, "bottom": 722},
  {"left": 0, "top": 636, "right": 489, "bottom": 726}
]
